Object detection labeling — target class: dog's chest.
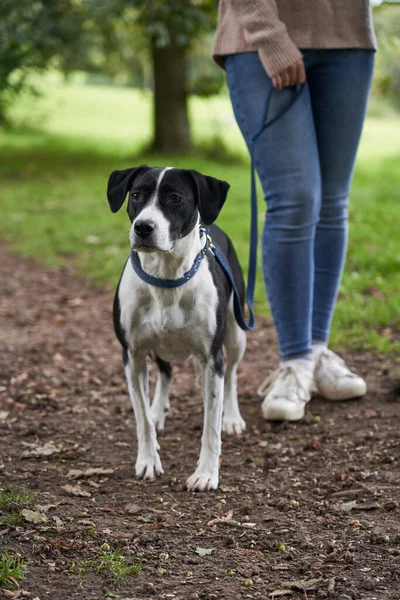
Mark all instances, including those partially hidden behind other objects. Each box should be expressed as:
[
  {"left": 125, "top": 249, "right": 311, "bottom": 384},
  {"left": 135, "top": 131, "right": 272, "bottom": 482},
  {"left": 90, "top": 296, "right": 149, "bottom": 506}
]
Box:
[{"left": 119, "top": 262, "right": 218, "bottom": 361}]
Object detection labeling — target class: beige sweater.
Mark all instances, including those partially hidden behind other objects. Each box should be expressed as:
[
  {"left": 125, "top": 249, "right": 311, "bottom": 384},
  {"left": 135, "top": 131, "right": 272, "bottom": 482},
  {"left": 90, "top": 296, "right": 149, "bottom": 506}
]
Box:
[{"left": 213, "top": 0, "right": 376, "bottom": 78}]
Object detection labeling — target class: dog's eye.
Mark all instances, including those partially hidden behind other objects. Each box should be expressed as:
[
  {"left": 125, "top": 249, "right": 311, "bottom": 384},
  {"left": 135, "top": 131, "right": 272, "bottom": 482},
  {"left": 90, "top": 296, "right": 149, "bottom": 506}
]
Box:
[
  {"left": 169, "top": 193, "right": 182, "bottom": 204},
  {"left": 131, "top": 191, "right": 141, "bottom": 201}
]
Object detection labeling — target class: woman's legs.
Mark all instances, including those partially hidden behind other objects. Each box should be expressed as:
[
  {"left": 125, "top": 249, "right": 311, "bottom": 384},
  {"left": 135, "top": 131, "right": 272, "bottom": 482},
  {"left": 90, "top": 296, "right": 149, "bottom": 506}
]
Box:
[
  {"left": 226, "top": 53, "right": 321, "bottom": 358},
  {"left": 226, "top": 50, "right": 374, "bottom": 355},
  {"left": 305, "top": 50, "right": 375, "bottom": 342},
  {"left": 226, "top": 50, "right": 374, "bottom": 418}
]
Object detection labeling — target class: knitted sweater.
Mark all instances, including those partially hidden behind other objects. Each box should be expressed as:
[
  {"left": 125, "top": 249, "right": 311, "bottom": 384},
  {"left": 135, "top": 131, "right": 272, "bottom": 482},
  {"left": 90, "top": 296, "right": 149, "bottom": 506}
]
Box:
[{"left": 213, "top": 0, "right": 376, "bottom": 78}]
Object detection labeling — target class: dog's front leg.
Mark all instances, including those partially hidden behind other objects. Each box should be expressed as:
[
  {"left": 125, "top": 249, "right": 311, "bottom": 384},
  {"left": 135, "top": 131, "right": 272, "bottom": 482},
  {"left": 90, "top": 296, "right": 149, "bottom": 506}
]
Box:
[
  {"left": 125, "top": 352, "right": 163, "bottom": 480},
  {"left": 186, "top": 350, "right": 224, "bottom": 492}
]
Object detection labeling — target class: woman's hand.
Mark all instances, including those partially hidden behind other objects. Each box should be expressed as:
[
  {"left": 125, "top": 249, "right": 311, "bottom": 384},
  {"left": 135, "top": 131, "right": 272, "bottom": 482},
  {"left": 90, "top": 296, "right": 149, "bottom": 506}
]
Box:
[{"left": 272, "top": 59, "right": 306, "bottom": 90}]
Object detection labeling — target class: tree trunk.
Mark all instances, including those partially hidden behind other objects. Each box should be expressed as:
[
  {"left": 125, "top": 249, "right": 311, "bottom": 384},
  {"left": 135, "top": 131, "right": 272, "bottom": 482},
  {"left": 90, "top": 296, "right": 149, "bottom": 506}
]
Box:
[{"left": 151, "top": 39, "right": 191, "bottom": 153}]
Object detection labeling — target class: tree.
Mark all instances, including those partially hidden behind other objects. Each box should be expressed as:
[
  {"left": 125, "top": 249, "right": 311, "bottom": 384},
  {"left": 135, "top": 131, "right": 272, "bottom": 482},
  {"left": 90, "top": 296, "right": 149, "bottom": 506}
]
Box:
[
  {"left": 373, "top": 5, "right": 400, "bottom": 107},
  {"left": 117, "top": 0, "right": 220, "bottom": 153},
  {"left": 0, "top": 0, "right": 88, "bottom": 125}
]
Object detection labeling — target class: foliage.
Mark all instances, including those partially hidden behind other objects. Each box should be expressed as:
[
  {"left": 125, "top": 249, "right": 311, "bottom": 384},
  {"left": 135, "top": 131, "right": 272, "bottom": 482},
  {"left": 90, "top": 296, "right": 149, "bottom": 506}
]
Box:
[
  {"left": 119, "top": 0, "right": 217, "bottom": 49},
  {"left": 373, "top": 6, "right": 400, "bottom": 107},
  {"left": 0, "top": 0, "right": 89, "bottom": 123},
  {"left": 83, "top": 1, "right": 223, "bottom": 95}
]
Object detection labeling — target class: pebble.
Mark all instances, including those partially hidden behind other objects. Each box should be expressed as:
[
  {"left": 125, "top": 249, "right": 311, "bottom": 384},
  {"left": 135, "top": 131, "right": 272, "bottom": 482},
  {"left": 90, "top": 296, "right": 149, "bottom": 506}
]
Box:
[
  {"left": 141, "top": 582, "right": 156, "bottom": 595},
  {"left": 362, "top": 578, "right": 375, "bottom": 591},
  {"left": 185, "top": 556, "right": 201, "bottom": 565}
]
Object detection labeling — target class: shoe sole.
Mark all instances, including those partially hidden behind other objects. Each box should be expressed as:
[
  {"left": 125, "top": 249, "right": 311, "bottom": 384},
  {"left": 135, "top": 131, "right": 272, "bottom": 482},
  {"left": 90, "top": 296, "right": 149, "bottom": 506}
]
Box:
[
  {"left": 315, "top": 385, "right": 367, "bottom": 402},
  {"left": 262, "top": 405, "right": 305, "bottom": 421}
]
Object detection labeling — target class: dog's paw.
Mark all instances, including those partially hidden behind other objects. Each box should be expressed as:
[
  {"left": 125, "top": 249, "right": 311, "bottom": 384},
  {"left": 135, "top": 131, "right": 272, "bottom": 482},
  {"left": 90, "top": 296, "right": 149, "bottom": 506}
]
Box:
[
  {"left": 222, "top": 413, "right": 246, "bottom": 435},
  {"left": 135, "top": 452, "right": 163, "bottom": 481},
  {"left": 186, "top": 469, "right": 219, "bottom": 492},
  {"left": 150, "top": 404, "right": 170, "bottom": 432}
]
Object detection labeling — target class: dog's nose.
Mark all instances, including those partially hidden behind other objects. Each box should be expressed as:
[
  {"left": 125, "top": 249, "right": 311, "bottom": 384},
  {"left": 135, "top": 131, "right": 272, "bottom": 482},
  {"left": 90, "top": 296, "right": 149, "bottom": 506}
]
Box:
[{"left": 134, "top": 220, "right": 155, "bottom": 239}]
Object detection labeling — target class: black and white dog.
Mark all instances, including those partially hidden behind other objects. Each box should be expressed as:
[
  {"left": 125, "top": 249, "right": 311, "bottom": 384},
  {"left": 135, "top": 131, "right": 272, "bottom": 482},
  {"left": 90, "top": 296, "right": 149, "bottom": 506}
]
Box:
[{"left": 107, "top": 165, "right": 246, "bottom": 491}]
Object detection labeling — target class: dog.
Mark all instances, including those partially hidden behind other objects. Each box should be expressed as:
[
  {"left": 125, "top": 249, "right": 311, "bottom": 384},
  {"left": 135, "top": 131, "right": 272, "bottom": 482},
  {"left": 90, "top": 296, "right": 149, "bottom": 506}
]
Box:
[{"left": 107, "top": 165, "right": 247, "bottom": 491}]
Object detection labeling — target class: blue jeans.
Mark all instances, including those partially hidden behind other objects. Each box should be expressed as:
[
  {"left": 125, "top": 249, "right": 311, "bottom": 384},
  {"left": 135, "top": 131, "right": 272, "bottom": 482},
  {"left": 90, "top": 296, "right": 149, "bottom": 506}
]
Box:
[{"left": 225, "top": 50, "right": 374, "bottom": 358}]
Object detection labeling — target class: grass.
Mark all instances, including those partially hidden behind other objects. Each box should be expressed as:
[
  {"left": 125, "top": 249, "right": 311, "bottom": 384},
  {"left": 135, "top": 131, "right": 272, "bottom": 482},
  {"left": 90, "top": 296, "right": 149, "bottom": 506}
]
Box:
[
  {"left": 1, "top": 73, "right": 399, "bottom": 355},
  {"left": 0, "top": 551, "right": 26, "bottom": 590},
  {"left": 0, "top": 488, "right": 36, "bottom": 526},
  {"left": 70, "top": 548, "right": 141, "bottom": 589}
]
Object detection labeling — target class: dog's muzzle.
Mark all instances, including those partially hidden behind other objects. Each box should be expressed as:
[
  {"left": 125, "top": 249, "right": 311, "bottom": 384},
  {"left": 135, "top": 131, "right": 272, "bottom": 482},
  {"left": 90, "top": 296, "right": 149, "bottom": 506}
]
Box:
[{"left": 134, "top": 220, "right": 155, "bottom": 239}]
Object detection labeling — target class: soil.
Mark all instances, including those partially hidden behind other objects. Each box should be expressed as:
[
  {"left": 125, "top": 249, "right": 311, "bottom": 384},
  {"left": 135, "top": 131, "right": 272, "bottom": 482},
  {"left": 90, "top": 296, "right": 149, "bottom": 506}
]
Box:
[{"left": 0, "top": 245, "right": 399, "bottom": 600}]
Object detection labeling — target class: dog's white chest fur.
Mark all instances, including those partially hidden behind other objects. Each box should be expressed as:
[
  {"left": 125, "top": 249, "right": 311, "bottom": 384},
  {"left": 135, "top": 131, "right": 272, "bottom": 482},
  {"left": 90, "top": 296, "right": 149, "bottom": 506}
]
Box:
[{"left": 119, "top": 259, "right": 217, "bottom": 362}]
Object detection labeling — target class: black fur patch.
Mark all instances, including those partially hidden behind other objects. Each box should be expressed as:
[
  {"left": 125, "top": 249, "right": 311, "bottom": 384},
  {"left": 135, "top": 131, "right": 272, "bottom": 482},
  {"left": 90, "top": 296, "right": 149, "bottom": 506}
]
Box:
[
  {"left": 128, "top": 168, "right": 199, "bottom": 243},
  {"left": 113, "top": 259, "right": 129, "bottom": 364},
  {"left": 155, "top": 356, "right": 172, "bottom": 379}
]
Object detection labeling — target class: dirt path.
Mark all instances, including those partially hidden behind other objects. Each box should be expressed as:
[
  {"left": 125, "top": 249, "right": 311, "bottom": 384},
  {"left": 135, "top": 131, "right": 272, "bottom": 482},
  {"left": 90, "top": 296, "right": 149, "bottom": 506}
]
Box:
[{"left": 0, "top": 246, "right": 399, "bottom": 600}]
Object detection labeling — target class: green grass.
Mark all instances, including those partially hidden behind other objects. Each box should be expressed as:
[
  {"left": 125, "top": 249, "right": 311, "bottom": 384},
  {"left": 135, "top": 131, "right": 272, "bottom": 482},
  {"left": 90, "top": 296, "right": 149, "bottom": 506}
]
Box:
[
  {"left": 1, "top": 74, "right": 399, "bottom": 355},
  {"left": 0, "top": 488, "right": 36, "bottom": 526},
  {"left": 0, "top": 551, "right": 26, "bottom": 590},
  {"left": 70, "top": 549, "right": 141, "bottom": 588}
]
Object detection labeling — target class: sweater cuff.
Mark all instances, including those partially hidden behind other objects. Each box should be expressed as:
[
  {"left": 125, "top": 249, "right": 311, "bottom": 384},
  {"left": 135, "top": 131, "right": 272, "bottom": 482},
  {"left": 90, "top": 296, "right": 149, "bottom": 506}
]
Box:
[{"left": 258, "top": 36, "right": 302, "bottom": 79}]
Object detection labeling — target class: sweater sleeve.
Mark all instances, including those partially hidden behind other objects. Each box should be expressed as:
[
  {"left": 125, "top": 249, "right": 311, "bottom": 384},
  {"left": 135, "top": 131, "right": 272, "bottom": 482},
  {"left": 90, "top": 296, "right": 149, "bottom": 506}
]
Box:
[{"left": 228, "top": 0, "right": 302, "bottom": 78}]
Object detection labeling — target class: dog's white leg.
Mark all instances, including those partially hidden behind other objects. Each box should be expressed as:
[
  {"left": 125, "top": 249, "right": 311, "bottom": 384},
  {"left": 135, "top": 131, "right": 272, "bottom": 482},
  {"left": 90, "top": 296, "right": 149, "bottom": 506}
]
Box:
[
  {"left": 125, "top": 352, "right": 163, "bottom": 480},
  {"left": 150, "top": 358, "right": 172, "bottom": 432},
  {"left": 223, "top": 298, "right": 246, "bottom": 435},
  {"left": 186, "top": 351, "right": 224, "bottom": 492}
]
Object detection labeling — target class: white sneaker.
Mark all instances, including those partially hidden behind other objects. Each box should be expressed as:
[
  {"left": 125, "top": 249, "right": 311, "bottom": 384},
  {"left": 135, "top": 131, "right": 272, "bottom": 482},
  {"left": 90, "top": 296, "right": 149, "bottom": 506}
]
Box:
[
  {"left": 257, "top": 363, "right": 313, "bottom": 421},
  {"left": 313, "top": 348, "right": 367, "bottom": 401}
]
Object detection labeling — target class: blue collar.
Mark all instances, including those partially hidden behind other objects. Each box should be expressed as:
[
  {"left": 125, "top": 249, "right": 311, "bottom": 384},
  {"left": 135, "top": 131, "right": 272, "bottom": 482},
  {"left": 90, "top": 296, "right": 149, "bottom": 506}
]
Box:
[{"left": 130, "top": 231, "right": 210, "bottom": 289}]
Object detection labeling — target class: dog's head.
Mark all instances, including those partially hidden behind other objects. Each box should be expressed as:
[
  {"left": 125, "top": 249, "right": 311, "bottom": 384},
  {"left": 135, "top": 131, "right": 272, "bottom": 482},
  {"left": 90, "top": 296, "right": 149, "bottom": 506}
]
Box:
[{"left": 107, "top": 165, "right": 230, "bottom": 252}]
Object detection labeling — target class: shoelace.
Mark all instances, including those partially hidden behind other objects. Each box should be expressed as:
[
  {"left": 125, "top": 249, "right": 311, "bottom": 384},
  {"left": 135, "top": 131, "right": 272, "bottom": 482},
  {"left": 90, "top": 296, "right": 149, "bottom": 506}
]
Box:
[
  {"left": 318, "top": 349, "right": 357, "bottom": 378},
  {"left": 256, "top": 364, "right": 310, "bottom": 399}
]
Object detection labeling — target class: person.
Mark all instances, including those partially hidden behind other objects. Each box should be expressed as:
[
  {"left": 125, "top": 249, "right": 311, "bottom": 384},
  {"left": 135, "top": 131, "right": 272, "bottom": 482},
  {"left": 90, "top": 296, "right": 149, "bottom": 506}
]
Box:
[{"left": 212, "top": 0, "right": 376, "bottom": 421}]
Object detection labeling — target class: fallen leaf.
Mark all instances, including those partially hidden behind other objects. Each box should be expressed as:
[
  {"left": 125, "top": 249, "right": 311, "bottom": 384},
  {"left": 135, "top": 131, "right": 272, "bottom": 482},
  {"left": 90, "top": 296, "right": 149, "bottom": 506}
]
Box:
[
  {"left": 358, "top": 503, "right": 380, "bottom": 511},
  {"left": 364, "top": 409, "right": 377, "bottom": 418},
  {"left": 87, "top": 480, "right": 100, "bottom": 488},
  {"left": 125, "top": 503, "right": 141, "bottom": 514},
  {"left": 0, "top": 410, "right": 9, "bottom": 421},
  {"left": 53, "top": 314, "right": 65, "bottom": 324},
  {"left": 97, "top": 505, "right": 123, "bottom": 513},
  {"left": 22, "top": 441, "right": 64, "bottom": 458},
  {"left": 282, "top": 578, "right": 323, "bottom": 591},
  {"left": 136, "top": 515, "right": 153, "bottom": 523},
  {"left": 61, "top": 484, "right": 91, "bottom": 497},
  {"left": 67, "top": 467, "right": 114, "bottom": 479},
  {"left": 208, "top": 510, "right": 234, "bottom": 527},
  {"left": 195, "top": 547, "right": 214, "bottom": 556},
  {"left": 341, "top": 500, "right": 358, "bottom": 513},
  {"left": 237, "top": 564, "right": 253, "bottom": 578},
  {"left": 67, "top": 297, "right": 83, "bottom": 307},
  {"left": 21, "top": 508, "right": 48, "bottom": 523},
  {"left": 36, "top": 504, "right": 60, "bottom": 514},
  {"left": 269, "top": 591, "right": 293, "bottom": 598},
  {"left": 53, "top": 516, "right": 64, "bottom": 528},
  {"left": 11, "top": 372, "right": 28, "bottom": 385}
]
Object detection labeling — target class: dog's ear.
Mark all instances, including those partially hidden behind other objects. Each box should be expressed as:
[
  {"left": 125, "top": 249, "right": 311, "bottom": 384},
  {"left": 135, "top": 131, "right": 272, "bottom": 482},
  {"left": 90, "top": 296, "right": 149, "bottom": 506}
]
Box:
[
  {"left": 107, "top": 165, "right": 150, "bottom": 213},
  {"left": 188, "top": 170, "right": 230, "bottom": 226}
]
